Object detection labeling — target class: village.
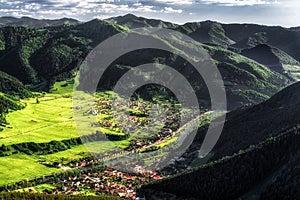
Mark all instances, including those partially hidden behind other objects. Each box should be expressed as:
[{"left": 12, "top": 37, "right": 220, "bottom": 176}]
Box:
[
  {"left": 35, "top": 161, "right": 161, "bottom": 200},
  {"left": 92, "top": 96, "right": 183, "bottom": 151},
  {"left": 19, "top": 94, "right": 208, "bottom": 199}
]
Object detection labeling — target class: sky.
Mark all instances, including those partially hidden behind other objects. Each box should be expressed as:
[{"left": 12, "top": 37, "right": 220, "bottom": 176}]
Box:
[{"left": 0, "top": 0, "right": 299, "bottom": 27}]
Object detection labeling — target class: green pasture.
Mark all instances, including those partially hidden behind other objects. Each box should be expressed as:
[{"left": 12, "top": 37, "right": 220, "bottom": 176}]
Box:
[
  {"left": 0, "top": 154, "right": 60, "bottom": 186},
  {"left": 0, "top": 94, "right": 78, "bottom": 145}
]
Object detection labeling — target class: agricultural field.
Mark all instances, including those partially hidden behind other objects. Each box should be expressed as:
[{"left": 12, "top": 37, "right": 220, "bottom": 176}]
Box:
[
  {"left": 0, "top": 153, "right": 61, "bottom": 186},
  {"left": 0, "top": 81, "right": 120, "bottom": 187},
  {"left": 0, "top": 79, "right": 213, "bottom": 200}
]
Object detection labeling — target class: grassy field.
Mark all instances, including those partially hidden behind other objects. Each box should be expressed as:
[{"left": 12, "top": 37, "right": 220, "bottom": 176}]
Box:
[
  {"left": 0, "top": 81, "right": 122, "bottom": 187},
  {"left": 0, "top": 154, "right": 61, "bottom": 186},
  {"left": 36, "top": 141, "right": 122, "bottom": 165},
  {"left": 0, "top": 94, "right": 78, "bottom": 145},
  {"left": 0, "top": 80, "right": 210, "bottom": 188}
]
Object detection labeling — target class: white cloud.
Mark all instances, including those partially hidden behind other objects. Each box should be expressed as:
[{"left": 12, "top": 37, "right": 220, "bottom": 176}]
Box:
[
  {"left": 162, "top": 7, "right": 183, "bottom": 13},
  {"left": 155, "top": 0, "right": 194, "bottom": 5},
  {"left": 200, "top": 0, "right": 278, "bottom": 6}
]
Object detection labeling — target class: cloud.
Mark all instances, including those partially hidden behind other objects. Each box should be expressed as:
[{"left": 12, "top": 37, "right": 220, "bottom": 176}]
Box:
[
  {"left": 162, "top": 7, "right": 183, "bottom": 13},
  {"left": 154, "top": 0, "right": 194, "bottom": 5},
  {"left": 0, "top": 0, "right": 165, "bottom": 19},
  {"left": 200, "top": 0, "right": 278, "bottom": 6},
  {"left": 0, "top": 0, "right": 298, "bottom": 28}
]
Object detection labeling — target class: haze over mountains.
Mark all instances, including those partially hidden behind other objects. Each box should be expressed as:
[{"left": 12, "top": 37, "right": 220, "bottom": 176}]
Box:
[{"left": 0, "top": 14, "right": 299, "bottom": 199}]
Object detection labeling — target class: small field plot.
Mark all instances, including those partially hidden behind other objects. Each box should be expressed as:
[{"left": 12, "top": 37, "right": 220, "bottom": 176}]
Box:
[
  {"left": 0, "top": 94, "right": 79, "bottom": 145},
  {"left": 37, "top": 141, "right": 118, "bottom": 165},
  {"left": 0, "top": 154, "right": 60, "bottom": 186}
]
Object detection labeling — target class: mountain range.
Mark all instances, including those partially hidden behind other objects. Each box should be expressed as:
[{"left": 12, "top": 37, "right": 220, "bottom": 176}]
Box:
[
  {"left": 0, "top": 16, "right": 80, "bottom": 28},
  {"left": 0, "top": 14, "right": 299, "bottom": 199},
  {"left": 1, "top": 15, "right": 299, "bottom": 111},
  {"left": 140, "top": 81, "right": 300, "bottom": 200}
]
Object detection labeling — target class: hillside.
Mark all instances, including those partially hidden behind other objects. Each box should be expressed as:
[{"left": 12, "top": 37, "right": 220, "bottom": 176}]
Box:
[
  {"left": 176, "top": 21, "right": 235, "bottom": 46},
  {"left": 0, "top": 71, "right": 31, "bottom": 125},
  {"left": 140, "top": 81, "right": 300, "bottom": 199},
  {"left": 241, "top": 44, "right": 300, "bottom": 81},
  {"left": 0, "top": 17, "right": 80, "bottom": 28},
  {"left": 0, "top": 18, "right": 291, "bottom": 110},
  {"left": 202, "top": 44, "right": 290, "bottom": 109},
  {"left": 107, "top": 14, "right": 300, "bottom": 85},
  {"left": 109, "top": 15, "right": 300, "bottom": 63},
  {"left": 77, "top": 29, "right": 291, "bottom": 110},
  {"left": 106, "top": 14, "right": 178, "bottom": 29},
  {"left": 223, "top": 24, "right": 300, "bottom": 62},
  {"left": 0, "top": 15, "right": 299, "bottom": 199},
  {"left": 0, "top": 93, "right": 24, "bottom": 125},
  {"left": 0, "top": 71, "right": 31, "bottom": 98},
  {"left": 0, "top": 20, "right": 122, "bottom": 85}
]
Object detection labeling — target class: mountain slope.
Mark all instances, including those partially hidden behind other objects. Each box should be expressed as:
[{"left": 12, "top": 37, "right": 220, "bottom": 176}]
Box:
[
  {"left": 176, "top": 21, "right": 235, "bottom": 46},
  {"left": 223, "top": 24, "right": 300, "bottom": 62},
  {"left": 0, "top": 17, "right": 80, "bottom": 28},
  {"left": 203, "top": 44, "right": 290, "bottom": 109},
  {"left": 0, "top": 93, "right": 24, "bottom": 125},
  {"left": 106, "top": 14, "right": 178, "bottom": 29},
  {"left": 0, "top": 16, "right": 295, "bottom": 110},
  {"left": 0, "top": 71, "right": 31, "bottom": 125},
  {"left": 140, "top": 81, "right": 300, "bottom": 199},
  {"left": 0, "top": 71, "right": 32, "bottom": 98},
  {"left": 0, "top": 20, "right": 122, "bottom": 87},
  {"left": 108, "top": 15, "right": 300, "bottom": 64},
  {"left": 85, "top": 32, "right": 290, "bottom": 110},
  {"left": 241, "top": 44, "right": 300, "bottom": 81}
]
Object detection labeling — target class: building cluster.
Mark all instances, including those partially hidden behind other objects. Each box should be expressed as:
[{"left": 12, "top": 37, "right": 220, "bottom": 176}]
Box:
[{"left": 39, "top": 166, "right": 161, "bottom": 200}]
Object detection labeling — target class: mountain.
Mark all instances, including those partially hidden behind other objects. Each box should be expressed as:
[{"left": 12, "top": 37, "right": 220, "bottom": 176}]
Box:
[
  {"left": 176, "top": 21, "right": 235, "bottom": 46},
  {"left": 0, "top": 92, "right": 24, "bottom": 125},
  {"left": 0, "top": 15, "right": 299, "bottom": 199},
  {"left": 106, "top": 14, "right": 178, "bottom": 29},
  {"left": 0, "top": 71, "right": 31, "bottom": 125},
  {"left": 290, "top": 26, "right": 300, "bottom": 31},
  {"left": 0, "top": 16, "right": 80, "bottom": 28},
  {"left": 108, "top": 14, "right": 300, "bottom": 80},
  {"left": 0, "top": 20, "right": 123, "bottom": 86},
  {"left": 222, "top": 24, "right": 300, "bottom": 62},
  {"left": 0, "top": 71, "right": 32, "bottom": 98},
  {"left": 241, "top": 44, "right": 300, "bottom": 81},
  {"left": 109, "top": 15, "right": 300, "bottom": 64},
  {"left": 0, "top": 17, "right": 294, "bottom": 110},
  {"left": 80, "top": 32, "right": 290, "bottom": 110},
  {"left": 203, "top": 44, "right": 290, "bottom": 109},
  {"left": 140, "top": 81, "right": 300, "bottom": 199}
]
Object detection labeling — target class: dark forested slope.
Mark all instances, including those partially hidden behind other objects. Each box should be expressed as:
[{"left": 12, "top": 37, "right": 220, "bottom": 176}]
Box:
[{"left": 140, "top": 81, "right": 300, "bottom": 199}]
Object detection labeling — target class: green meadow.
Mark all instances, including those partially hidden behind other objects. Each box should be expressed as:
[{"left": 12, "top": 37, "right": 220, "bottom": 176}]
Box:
[
  {"left": 1, "top": 95, "right": 77, "bottom": 145},
  {"left": 0, "top": 81, "right": 118, "bottom": 186},
  {"left": 0, "top": 153, "right": 61, "bottom": 186},
  {"left": 0, "top": 80, "right": 210, "bottom": 188}
]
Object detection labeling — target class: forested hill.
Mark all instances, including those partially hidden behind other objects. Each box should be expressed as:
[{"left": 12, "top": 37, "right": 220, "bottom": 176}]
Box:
[
  {"left": 0, "top": 16, "right": 80, "bottom": 28},
  {"left": 0, "top": 16, "right": 297, "bottom": 111},
  {"left": 140, "top": 81, "right": 300, "bottom": 200}
]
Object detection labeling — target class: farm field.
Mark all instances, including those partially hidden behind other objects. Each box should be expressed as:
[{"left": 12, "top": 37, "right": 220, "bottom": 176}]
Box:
[
  {"left": 0, "top": 79, "right": 213, "bottom": 200},
  {"left": 0, "top": 153, "right": 61, "bottom": 186},
  {"left": 1, "top": 95, "right": 77, "bottom": 145},
  {"left": 0, "top": 81, "right": 120, "bottom": 187}
]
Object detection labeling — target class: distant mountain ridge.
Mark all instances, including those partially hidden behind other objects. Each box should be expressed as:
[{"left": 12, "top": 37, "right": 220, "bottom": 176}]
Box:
[
  {"left": 0, "top": 16, "right": 80, "bottom": 28},
  {"left": 109, "top": 14, "right": 300, "bottom": 62},
  {"left": 106, "top": 14, "right": 178, "bottom": 29},
  {"left": 0, "top": 15, "right": 297, "bottom": 111}
]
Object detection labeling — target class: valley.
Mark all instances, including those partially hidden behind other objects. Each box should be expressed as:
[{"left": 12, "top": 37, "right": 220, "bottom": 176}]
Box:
[{"left": 0, "top": 14, "right": 299, "bottom": 199}]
